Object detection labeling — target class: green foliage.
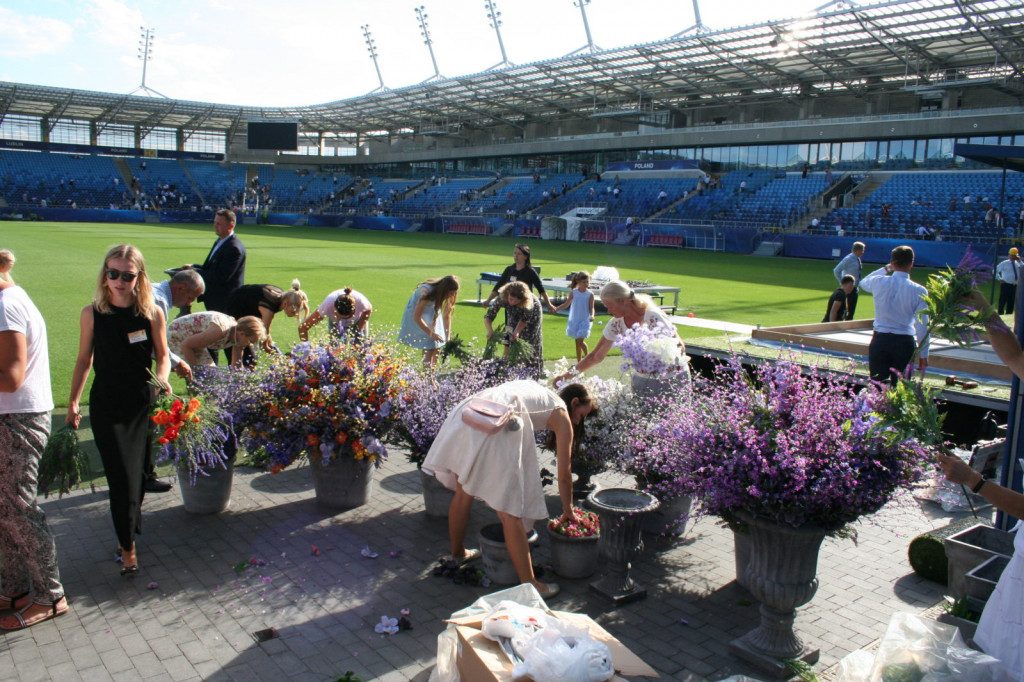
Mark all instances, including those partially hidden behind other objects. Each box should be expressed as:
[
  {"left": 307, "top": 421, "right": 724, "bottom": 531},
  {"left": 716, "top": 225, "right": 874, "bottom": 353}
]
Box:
[
  {"left": 38, "top": 424, "right": 95, "bottom": 498},
  {"left": 942, "top": 595, "right": 981, "bottom": 622},
  {"left": 870, "top": 378, "right": 946, "bottom": 447},
  {"left": 908, "top": 534, "right": 948, "bottom": 584},
  {"left": 783, "top": 658, "right": 821, "bottom": 681},
  {"left": 334, "top": 673, "right": 363, "bottom": 682},
  {"left": 483, "top": 335, "right": 534, "bottom": 365}
]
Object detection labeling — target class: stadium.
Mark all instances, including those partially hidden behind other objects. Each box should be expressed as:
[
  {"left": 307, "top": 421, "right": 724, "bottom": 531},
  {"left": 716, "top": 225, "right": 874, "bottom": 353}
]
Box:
[{"left": 1, "top": 0, "right": 1024, "bottom": 679}]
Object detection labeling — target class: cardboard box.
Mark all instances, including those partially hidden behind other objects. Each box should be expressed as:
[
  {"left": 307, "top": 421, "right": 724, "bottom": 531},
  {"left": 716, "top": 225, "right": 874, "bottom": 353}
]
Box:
[{"left": 450, "top": 609, "right": 659, "bottom": 681}]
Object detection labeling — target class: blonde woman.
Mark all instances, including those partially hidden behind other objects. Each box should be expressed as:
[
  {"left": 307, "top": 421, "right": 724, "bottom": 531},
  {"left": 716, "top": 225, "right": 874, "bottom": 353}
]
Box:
[
  {"left": 398, "top": 275, "right": 460, "bottom": 367},
  {"left": 66, "top": 245, "right": 171, "bottom": 577},
  {"left": 225, "top": 279, "right": 308, "bottom": 351},
  {"left": 167, "top": 312, "right": 266, "bottom": 368},
  {"left": 484, "top": 281, "right": 543, "bottom": 374},
  {"left": 0, "top": 249, "right": 14, "bottom": 282}
]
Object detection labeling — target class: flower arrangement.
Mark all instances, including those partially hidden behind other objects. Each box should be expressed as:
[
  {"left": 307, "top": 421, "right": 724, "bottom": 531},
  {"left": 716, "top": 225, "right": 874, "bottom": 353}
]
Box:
[
  {"left": 627, "top": 356, "right": 931, "bottom": 529},
  {"left": 391, "top": 356, "right": 535, "bottom": 468},
  {"left": 559, "top": 372, "right": 633, "bottom": 483},
  {"left": 151, "top": 371, "right": 235, "bottom": 484},
  {"left": 38, "top": 424, "right": 95, "bottom": 498},
  {"left": 238, "top": 338, "right": 405, "bottom": 472},
  {"left": 548, "top": 508, "right": 600, "bottom": 537},
  {"left": 919, "top": 247, "right": 1005, "bottom": 354},
  {"left": 613, "top": 322, "right": 683, "bottom": 375}
]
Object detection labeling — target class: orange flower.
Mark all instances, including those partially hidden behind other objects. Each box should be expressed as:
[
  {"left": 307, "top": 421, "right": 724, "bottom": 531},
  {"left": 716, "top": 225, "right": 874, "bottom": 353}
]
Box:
[
  {"left": 307, "top": 434, "right": 320, "bottom": 447},
  {"left": 152, "top": 410, "right": 172, "bottom": 425},
  {"left": 334, "top": 432, "right": 348, "bottom": 444}
]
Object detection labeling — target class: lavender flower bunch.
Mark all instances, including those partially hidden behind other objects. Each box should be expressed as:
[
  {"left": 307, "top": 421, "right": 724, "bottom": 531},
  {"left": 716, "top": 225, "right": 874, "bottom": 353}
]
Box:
[
  {"left": 572, "top": 375, "right": 633, "bottom": 478},
  {"left": 613, "top": 322, "right": 683, "bottom": 375},
  {"left": 632, "top": 357, "right": 931, "bottom": 529}
]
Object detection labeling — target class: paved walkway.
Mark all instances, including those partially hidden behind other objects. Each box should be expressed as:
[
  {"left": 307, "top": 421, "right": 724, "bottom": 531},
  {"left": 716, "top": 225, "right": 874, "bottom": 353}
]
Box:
[{"left": 1, "top": 452, "right": 977, "bottom": 681}]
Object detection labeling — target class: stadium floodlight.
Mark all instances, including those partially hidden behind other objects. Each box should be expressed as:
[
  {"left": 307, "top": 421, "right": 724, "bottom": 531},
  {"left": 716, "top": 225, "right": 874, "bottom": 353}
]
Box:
[
  {"left": 130, "top": 26, "right": 168, "bottom": 98},
  {"left": 415, "top": 5, "right": 444, "bottom": 82},
  {"left": 564, "top": 0, "right": 603, "bottom": 57},
  {"left": 361, "top": 24, "right": 387, "bottom": 93},
  {"left": 483, "top": 0, "right": 513, "bottom": 70}
]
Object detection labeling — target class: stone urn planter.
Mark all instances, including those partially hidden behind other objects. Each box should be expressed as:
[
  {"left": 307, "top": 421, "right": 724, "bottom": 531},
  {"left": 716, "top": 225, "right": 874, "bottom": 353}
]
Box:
[
  {"left": 310, "top": 455, "right": 374, "bottom": 510},
  {"left": 728, "top": 513, "right": 827, "bottom": 677},
  {"left": 732, "top": 525, "right": 752, "bottom": 590},
  {"left": 420, "top": 469, "right": 454, "bottom": 518},
  {"left": 478, "top": 522, "right": 521, "bottom": 585},
  {"left": 586, "top": 487, "right": 659, "bottom": 603},
  {"left": 641, "top": 493, "right": 692, "bottom": 537},
  {"left": 547, "top": 511, "right": 601, "bottom": 579},
  {"left": 178, "top": 459, "right": 234, "bottom": 514}
]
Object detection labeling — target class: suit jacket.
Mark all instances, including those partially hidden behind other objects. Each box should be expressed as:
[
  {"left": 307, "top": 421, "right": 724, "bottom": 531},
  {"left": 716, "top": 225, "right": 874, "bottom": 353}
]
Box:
[{"left": 196, "top": 233, "right": 246, "bottom": 314}]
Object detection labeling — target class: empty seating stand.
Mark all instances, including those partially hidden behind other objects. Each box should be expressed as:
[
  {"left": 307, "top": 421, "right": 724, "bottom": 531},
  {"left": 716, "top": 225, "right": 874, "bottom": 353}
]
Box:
[
  {"left": 518, "top": 224, "right": 541, "bottom": 238},
  {"left": 581, "top": 229, "right": 612, "bottom": 243},
  {"left": 648, "top": 233, "right": 684, "bottom": 248},
  {"left": 447, "top": 222, "right": 491, "bottom": 235}
]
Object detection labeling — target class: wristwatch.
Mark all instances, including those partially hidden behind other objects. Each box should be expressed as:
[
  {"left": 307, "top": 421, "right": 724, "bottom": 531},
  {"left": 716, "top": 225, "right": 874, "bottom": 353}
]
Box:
[{"left": 971, "top": 477, "right": 986, "bottom": 494}]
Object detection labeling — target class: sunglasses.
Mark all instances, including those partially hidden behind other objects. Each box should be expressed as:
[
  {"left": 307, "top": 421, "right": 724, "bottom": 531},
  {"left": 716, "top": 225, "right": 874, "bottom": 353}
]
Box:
[{"left": 106, "top": 269, "right": 139, "bottom": 282}]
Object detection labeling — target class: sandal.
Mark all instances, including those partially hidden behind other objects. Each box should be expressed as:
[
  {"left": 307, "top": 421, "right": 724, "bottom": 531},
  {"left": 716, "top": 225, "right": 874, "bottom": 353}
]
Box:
[
  {"left": 440, "top": 548, "right": 481, "bottom": 567},
  {"left": 0, "top": 592, "right": 30, "bottom": 611},
  {"left": 120, "top": 546, "right": 139, "bottom": 577},
  {"left": 0, "top": 597, "right": 69, "bottom": 631}
]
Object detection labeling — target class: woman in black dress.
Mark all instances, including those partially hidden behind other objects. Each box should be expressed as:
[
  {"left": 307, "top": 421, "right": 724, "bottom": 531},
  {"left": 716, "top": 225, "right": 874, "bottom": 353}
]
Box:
[
  {"left": 66, "top": 245, "right": 170, "bottom": 576},
  {"left": 225, "top": 278, "right": 308, "bottom": 351},
  {"left": 482, "top": 244, "right": 556, "bottom": 313}
]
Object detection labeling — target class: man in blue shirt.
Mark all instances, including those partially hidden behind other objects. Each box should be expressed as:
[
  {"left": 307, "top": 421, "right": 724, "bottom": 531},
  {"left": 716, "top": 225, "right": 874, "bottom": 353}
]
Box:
[
  {"left": 860, "top": 245, "right": 929, "bottom": 385},
  {"left": 833, "top": 242, "right": 864, "bottom": 318}
]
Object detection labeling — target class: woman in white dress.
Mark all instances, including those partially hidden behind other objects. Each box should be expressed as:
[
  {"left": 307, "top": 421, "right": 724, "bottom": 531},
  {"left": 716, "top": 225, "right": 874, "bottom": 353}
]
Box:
[{"left": 422, "top": 381, "right": 595, "bottom": 599}]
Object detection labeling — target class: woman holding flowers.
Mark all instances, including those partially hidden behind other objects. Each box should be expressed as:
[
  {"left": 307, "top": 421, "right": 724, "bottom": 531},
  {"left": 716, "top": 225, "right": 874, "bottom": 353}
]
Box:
[
  {"left": 166, "top": 312, "right": 266, "bottom": 369},
  {"left": 398, "top": 274, "right": 460, "bottom": 368},
  {"left": 422, "top": 380, "right": 595, "bottom": 599},
  {"left": 484, "top": 281, "right": 543, "bottom": 375},
  {"left": 554, "top": 280, "right": 688, "bottom": 394},
  {"left": 66, "top": 245, "right": 170, "bottom": 577},
  {"left": 0, "top": 262, "right": 69, "bottom": 630}
]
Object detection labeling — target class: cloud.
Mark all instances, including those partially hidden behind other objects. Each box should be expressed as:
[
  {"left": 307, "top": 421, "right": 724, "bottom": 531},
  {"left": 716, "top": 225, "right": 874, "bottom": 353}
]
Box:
[
  {"left": 85, "top": 0, "right": 145, "bottom": 48},
  {"left": 0, "top": 7, "right": 74, "bottom": 57}
]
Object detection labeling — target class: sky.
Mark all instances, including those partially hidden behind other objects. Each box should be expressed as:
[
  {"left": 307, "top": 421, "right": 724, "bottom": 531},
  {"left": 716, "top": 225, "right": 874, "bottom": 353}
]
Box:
[{"left": 0, "top": 0, "right": 827, "bottom": 107}]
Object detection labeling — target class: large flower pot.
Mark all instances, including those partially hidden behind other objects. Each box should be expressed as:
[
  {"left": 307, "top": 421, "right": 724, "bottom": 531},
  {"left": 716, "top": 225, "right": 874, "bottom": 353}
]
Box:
[
  {"left": 420, "top": 469, "right": 454, "bottom": 518},
  {"left": 310, "top": 455, "right": 374, "bottom": 510},
  {"left": 177, "top": 460, "right": 234, "bottom": 514},
  {"left": 547, "top": 526, "right": 600, "bottom": 579},
  {"left": 631, "top": 369, "right": 689, "bottom": 400},
  {"left": 641, "top": 494, "right": 692, "bottom": 537},
  {"left": 586, "top": 487, "right": 659, "bottom": 603},
  {"left": 733, "top": 527, "right": 751, "bottom": 590},
  {"left": 728, "top": 513, "right": 827, "bottom": 677},
  {"left": 478, "top": 523, "right": 521, "bottom": 585}
]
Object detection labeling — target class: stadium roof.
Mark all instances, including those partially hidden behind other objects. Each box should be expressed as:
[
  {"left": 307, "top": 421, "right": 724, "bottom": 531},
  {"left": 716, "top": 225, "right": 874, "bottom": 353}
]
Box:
[{"left": 1, "top": 0, "right": 1022, "bottom": 141}]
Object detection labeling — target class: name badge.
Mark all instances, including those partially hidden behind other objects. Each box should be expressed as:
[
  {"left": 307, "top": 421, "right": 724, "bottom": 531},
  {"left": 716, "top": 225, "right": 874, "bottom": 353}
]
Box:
[{"left": 128, "top": 329, "right": 148, "bottom": 344}]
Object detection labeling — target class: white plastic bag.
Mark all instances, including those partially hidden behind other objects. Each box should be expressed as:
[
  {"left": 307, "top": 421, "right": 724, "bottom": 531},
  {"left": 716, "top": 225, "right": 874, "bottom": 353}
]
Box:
[{"left": 836, "top": 612, "right": 1010, "bottom": 682}]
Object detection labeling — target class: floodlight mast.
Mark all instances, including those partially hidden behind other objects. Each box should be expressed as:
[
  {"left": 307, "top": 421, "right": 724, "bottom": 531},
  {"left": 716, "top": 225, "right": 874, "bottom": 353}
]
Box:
[
  {"left": 671, "top": 0, "right": 709, "bottom": 38},
  {"left": 483, "top": 0, "right": 513, "bottom": 70},
  {"left": 564, "top": 0, "right": 602, "bottom": 56},
  {"left": 415, "top": 5, "right": 444, "bottom": 82},
  {"left": 129, "top": 26, "right": 168, "bottom": 98},
  {"left": 361, "top": 24, "right": 387, "bottom": 93}
]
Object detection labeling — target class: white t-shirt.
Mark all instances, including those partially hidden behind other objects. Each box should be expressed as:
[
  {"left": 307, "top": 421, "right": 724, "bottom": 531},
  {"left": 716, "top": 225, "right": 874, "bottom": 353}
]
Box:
[
  {"left": 317, "top": 289, "right": 372, "bottom": 331},
  {"left": 0, "top": 286, "right": 54, "bottom": 413}
]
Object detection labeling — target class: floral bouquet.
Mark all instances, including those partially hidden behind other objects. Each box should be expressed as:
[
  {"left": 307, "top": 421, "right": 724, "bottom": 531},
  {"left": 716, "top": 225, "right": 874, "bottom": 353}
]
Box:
[
  {"left": 919, "top": 247, "right": 1005, "bottom": 355},
  {"left": 151, "top": 370, "right": 236, "bottom": 484},
  {"left": 613, "top": 322, "right": 684, "bottom": 375},
  {"left": 239, "top": 338, "right": 406, "bottom": 472},
  {"left": 557, "top": 371, "right": 633, "bottom": 486},
  {"left": 38, "top": 424, "right": 95, "bottom": 498},
  {"left": 634, "top": 356, "right": 931, "bottom": 529},
  {"left": 548, "top": 508, "right": 600, "bottom": 537},
  {"left": 391, "top": 356, "right": 535, "bottom": 468}
]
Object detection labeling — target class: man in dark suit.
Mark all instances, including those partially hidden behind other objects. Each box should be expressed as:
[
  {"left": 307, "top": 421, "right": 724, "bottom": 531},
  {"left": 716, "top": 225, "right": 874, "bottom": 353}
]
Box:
[
  {"left": 191, "top": 208, "right": 246, "bottom": 314},
  {"left": 184, "top": 208, "right": 246, "bottom": 363}
]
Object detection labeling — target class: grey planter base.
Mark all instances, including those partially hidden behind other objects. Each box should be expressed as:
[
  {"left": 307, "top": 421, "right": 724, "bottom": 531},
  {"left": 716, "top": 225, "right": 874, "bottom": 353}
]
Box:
[{"left": 729, "top": 633, "right": 819, "bottom": 679}]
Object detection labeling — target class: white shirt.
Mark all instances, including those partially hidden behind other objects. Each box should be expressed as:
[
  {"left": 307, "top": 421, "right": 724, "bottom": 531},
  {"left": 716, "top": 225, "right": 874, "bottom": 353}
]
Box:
[
  {"left": 152, "top": 281, "right": 185, "bottom": 368},
  {"left": 317, "top": 289, "right": 372, "bottom": 330},
  {"left": 860, "top": 267, "right": 930, "bottom": 358},
  {"left": 996, "top": 258, "right": 1022, "bottom": 284},
  {"left": 0, "top": 286, "right": 54, "bottom": 413}
]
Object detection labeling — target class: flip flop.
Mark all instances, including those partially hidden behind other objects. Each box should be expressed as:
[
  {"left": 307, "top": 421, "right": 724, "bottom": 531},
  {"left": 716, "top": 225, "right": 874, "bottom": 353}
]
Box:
[
  {"left": 0, "top": 598, "right": 69, "bottom": 631},
  {"left": 441, "top": 547, "right": 481, "bottom": 567}
]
